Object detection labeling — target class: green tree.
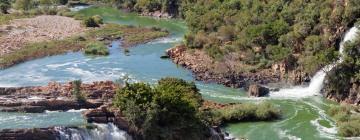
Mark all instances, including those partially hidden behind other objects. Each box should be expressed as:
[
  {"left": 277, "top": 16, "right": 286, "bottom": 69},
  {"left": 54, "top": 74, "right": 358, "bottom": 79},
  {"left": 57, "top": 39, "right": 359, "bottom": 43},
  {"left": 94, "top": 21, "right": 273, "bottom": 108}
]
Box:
[
  {"left": 113, "top": 77, "right": 207, "bottom": 140},
  {"left": 14, "top": 0, "right": 36, "bottom": 11},
  {"left": 0, "top": 0, "right": 10, "bottom": 14},
  {"left": 72, "top": 80, "right": 86, "bottom": 103}
]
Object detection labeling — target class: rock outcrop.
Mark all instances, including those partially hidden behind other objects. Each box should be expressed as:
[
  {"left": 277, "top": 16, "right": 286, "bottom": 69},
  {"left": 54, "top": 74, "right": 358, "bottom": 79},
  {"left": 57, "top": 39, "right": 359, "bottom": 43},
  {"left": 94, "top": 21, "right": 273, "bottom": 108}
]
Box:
[
  {"left": 167, "top": 45, "right": 309, "bottom": 88},
  {"left": 0, "top": 81, "right": 117, "bottom": 113},
  {"left": 247, "top": 84, "right": 269, "bottom": 97},
  {"left": 0, "top": 128, "right": 59, "bottom": 140}
]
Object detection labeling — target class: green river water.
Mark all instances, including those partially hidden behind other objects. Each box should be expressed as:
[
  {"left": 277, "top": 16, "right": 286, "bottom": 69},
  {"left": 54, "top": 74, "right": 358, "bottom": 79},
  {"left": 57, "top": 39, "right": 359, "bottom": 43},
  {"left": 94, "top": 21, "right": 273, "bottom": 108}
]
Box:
[{"left": 0, "top": 7, "right": 352, "bottom": 140}]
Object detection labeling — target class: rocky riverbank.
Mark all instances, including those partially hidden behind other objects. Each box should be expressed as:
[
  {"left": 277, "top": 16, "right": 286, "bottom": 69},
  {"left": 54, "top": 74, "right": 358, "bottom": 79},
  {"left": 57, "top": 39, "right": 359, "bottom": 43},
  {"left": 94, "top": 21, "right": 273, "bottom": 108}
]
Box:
[
  {"left": 166, "top": 45, "right": 310, "bottom": 88},
  {"left": 0, "top": 15, "right": 85, "bottom": 56},
  {"left": 0, "top": 81, "right": 116, "bottom": 113}
]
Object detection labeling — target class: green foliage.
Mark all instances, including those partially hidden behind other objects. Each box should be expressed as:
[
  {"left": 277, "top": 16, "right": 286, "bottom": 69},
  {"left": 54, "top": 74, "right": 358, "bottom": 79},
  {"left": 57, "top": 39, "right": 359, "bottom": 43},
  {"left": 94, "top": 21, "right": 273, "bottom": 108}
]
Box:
[
  {"left": 84, "top": 41, "right": 109, "bottom": 56},
  {"left": 113, "top": 77, "right": 207, "bottom": 140},
  {"left": 14, "top": 0, "right": 37, "bottom": 11},
  {"left": 267, "top": 45, "right": 291, "bottom": 62},
  {"left": 113, "top": 0, "right": 182, "bottom": 16},
  {"left": 71, "top": 80, "right": 86, "bottom": 103},
  {"left": 179, "top": 0, "right": 360, "bottom": 74},
  {"left": 0, "top": 0, "right": 10, "bottom": 14},
  {"left": 218, "top": 102, "right": 281, "bottom": 123},
  {"left": 327, "top": 105, "right": 360, "bottom": 137},
  {"left": 83, "top": 15, "right": 103, "bottom": 27}
]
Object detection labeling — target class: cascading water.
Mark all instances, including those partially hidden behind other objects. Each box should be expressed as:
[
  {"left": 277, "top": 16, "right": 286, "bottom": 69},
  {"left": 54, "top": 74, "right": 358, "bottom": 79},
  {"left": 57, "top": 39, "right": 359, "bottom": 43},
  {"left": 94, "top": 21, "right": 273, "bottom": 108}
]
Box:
[
  {"left": 56, "top": 123, "right": 132, "bottom": 140},
  {"left": 270, "top": 26, "right": 359, "bottom": 98}
]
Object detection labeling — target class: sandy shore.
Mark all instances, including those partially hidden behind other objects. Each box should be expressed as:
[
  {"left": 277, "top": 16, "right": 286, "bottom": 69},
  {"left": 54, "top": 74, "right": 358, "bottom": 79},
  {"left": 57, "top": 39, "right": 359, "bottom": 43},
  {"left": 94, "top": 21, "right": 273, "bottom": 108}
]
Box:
[{"left": 0, "top": 15, "right": 85, "bottom": 56}]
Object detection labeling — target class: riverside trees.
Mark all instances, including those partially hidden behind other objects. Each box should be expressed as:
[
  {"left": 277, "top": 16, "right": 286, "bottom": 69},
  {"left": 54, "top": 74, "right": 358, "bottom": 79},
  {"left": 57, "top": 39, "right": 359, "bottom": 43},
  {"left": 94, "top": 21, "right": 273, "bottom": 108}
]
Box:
[
  {"left": 182, "top": 0, "right": 360, "bottom": 74},
  {"left": 113, "top": 77, "right": 282, "bottom": 140}
]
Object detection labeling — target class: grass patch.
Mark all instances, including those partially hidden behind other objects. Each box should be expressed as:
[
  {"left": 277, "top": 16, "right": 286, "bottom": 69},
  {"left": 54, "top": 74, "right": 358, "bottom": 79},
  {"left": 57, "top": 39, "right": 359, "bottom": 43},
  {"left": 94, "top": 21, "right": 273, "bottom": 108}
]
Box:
[
  {"left": 0, "top": 13, "right": 34, "bottom": 25},
  {"left": 327, "top": 105, "right": 360, "bottom": 137},
  {"left": 84, "top": 41, "right": 109, "bottom": 55},
  {"left": 203, "top": 102, "right": 281, "bottom": 125},
  {"left": 86, "top": 24, "right": 169, "bottom": 47},
  {"left": 0, "top": 36, "right": 86, "bottom": 68},
  {"left": 0, "top": 24, "right": 169, "bottom": 69}
]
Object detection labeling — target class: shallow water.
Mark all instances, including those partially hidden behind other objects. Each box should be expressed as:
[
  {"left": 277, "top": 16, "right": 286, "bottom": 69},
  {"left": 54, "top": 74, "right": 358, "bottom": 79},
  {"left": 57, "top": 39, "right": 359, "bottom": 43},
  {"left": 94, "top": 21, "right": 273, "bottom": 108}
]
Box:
[{"left": 0, "top": 7, "right": 349, "bottom": 140}]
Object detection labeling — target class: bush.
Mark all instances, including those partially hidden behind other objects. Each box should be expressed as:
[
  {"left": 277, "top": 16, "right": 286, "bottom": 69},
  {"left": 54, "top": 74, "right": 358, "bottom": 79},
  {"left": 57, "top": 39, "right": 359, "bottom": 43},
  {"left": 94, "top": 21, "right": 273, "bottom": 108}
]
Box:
[
  {"left": 0, "top": 0, "right": 11, "bottom": 14},
  {"left": 84, "top": 42, "right": 109, "bottom": 55},
  {"left": 83, "top": 15, "right": 103, "bottom": 27},
  {"left": 14, "top": 0, "right": 36, "bottom": 11},
  {"left": 218, "top": 102, "right": 281, "bottom": 123},
  {"left": 113, "top": 77, "right": 207, "bottom": 140},
  {"left": 71, "top": 80, "right": 86, "bottom": 103},
  {"left": 327, "top": 105, "right": 360, "bottom": 137}
]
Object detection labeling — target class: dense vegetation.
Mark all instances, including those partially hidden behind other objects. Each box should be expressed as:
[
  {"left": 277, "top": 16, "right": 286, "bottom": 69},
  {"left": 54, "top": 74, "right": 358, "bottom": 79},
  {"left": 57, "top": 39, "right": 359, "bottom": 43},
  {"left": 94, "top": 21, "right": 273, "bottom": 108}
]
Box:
[
  {"left": 327, "top": 105, "right": 360, "bottom": 137},
  {"left": 110, "top": 0, "right": 183, "bottom": 17},
  {"left": 202, "top": 102, "right": 281, "bottom": 126},
  {"left": 182, "top": 0, "right": 360, "bottom": 74},
  {"left": 114, "top": 77, "right": 282, "bottom": 140},
  {"left": 114, "top": 77, "right": 208, "bottom": 140}
]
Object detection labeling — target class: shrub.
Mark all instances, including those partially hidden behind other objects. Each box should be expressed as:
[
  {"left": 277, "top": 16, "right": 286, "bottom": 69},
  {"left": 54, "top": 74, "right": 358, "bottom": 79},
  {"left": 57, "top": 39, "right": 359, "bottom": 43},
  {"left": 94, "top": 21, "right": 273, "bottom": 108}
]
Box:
[
  {"left": 338, "top": 121, "right": 360, "bottom": 137},
  {"left": 14, "top": 0, "right": 36, "bottom": 11},
  {"left": 71, "top": 80, "right": 86, "bottom": 103},
  {"left": 0, "top": 0, "right": 11, "bottom": 14},
  {"left": 327, "top": 105, "right": 360, "bottom": 137},
  {"left": 83, "top": 15, "right": 103, "bottom": 27},
  {"left": 113, "top": 77, "right": 207, "bottom": 140},
  {"left": 84, "top": 42, "right": 109, "bottom": 55},
  {"left": 216, "top": 102, "right": 281, "bottom": 124}
]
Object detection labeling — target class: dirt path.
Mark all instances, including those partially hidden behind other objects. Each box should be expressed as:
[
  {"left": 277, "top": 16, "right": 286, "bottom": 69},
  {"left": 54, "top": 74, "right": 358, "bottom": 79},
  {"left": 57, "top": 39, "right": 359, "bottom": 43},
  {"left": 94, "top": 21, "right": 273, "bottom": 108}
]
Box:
[{"left": 0, "top": 15, "right": 85, "bottom": 56}]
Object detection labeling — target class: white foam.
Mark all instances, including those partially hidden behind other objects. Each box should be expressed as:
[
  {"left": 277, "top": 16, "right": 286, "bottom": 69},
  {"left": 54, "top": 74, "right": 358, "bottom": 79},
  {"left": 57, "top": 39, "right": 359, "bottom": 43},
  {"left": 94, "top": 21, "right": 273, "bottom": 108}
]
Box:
[
  {"left": 147, "top": 37, "right": 182, "bottom": 44},
  {"left": 310, "top": 118, "right": 337, "bottom": 139},
  {"left": 47, "top": 62, "right": 74, "bottom": 69},
  {"left": 278, "top": 130, "right": 302, "bottom": 140},
  {"left": 66, "top": 109, "right": 89, "bottom": 113}
]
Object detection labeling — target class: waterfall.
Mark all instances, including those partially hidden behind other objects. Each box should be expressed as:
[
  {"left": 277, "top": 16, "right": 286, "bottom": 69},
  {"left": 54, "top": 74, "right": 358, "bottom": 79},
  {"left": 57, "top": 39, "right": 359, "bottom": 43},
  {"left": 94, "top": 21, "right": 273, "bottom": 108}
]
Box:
[
  {"left": 270, "top": 27, "right": 359, "bottom": 98},
  {"left": 56, "top": 123, "right": 132, "bottom": 140}
]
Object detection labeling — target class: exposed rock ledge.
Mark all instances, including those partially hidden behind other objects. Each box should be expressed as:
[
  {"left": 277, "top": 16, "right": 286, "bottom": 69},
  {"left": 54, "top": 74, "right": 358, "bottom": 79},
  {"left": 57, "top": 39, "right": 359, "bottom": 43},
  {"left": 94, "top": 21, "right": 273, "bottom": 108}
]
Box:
[
  {"left": 166, "top": 45, "right": 310, "bottom": 88},
  {"left": 0, "top": 81, "right": 116, "bottom": 113},
  {"left": 0, "top": 127, "right": 59, "bottom": 140}
]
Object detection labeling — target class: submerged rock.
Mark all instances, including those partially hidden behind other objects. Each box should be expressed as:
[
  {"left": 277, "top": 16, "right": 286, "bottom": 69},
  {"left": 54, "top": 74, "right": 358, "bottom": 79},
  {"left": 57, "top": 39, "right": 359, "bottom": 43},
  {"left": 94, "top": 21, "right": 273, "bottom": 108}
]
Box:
[{"left": 247, "top": 84, "right": 269, "bottom": 97}]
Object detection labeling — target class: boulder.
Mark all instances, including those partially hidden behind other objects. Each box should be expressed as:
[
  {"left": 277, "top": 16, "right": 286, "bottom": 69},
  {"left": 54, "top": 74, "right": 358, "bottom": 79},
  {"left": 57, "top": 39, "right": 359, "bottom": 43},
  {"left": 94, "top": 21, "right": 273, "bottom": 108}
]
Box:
[{"left": 247, "top": 84, "right": 269, "bottom": 97}]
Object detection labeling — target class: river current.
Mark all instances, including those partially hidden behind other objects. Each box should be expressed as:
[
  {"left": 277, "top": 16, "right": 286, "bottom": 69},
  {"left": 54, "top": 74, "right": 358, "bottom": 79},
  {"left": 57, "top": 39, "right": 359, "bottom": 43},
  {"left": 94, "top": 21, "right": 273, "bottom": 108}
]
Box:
[{"left": 0, "top": 7, "right": 358, "bottom": 140}]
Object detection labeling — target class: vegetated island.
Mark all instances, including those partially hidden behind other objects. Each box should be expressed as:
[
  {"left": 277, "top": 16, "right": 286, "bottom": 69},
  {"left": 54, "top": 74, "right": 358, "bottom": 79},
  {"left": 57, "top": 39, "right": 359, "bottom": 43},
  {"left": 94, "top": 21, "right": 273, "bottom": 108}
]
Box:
[{"left": 0, "top": 11, "right": 168, "bottom": 69}]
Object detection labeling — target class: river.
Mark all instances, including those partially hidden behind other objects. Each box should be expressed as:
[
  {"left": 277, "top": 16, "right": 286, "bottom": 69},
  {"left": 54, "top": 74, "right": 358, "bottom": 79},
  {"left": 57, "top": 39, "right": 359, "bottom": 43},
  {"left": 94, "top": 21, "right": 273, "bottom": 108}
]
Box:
[{"left": 0, "top": 7, "right": 357, "bottom": 140}]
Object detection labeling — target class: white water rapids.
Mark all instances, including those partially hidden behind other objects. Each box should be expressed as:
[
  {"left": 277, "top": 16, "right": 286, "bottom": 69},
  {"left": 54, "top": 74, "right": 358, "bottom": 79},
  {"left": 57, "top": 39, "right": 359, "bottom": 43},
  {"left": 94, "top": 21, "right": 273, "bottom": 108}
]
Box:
[
  {"left": 270, "top": 26, "right": 359, "bottom": 98},
  {"left": 56, "top": 123, "right": 132, "bottom": 140}
]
